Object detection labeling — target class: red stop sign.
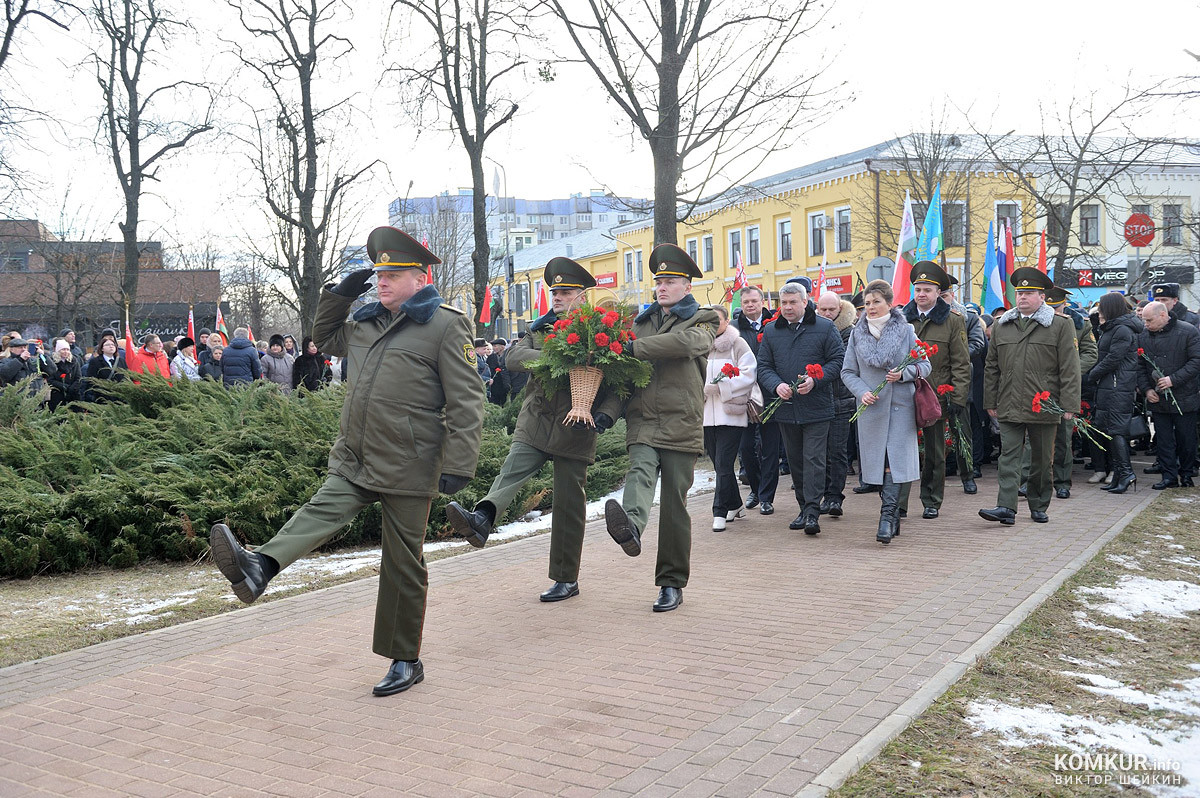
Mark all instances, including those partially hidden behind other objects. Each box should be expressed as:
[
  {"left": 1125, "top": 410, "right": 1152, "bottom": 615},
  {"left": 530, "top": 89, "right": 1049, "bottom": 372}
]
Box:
[{"left": 1124, "top": 213, "right": 1155, "bottom": 247}]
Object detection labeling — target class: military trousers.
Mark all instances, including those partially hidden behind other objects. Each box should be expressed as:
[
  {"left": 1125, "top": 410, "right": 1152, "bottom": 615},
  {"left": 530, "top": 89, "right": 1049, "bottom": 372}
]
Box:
[
  {"left": 480, "top": 441, "right": 589, "bottom": 583},
  {"left": 258, "top": 474, "right": 431, "bottom": 662},
  {"left": 623, "top": 443, "right": 696, "bottom": 589},
  {"left": 1017, "top": 416, "right": 1073, "bottom": 489},
  {"left": 997, "top": 421, "right": 1057, "bottom": 513},
  {"left": 899, "top": 416, "right": 949, "bottom": 513}
]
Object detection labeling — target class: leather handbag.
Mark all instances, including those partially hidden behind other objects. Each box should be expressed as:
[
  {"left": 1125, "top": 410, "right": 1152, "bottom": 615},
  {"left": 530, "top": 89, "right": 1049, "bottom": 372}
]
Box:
[
  {"left": 913, "top": 377, "right": 942, "bottom": 429},
  {"left": 1126, "top": 413, "right": 1150, "bottom": 439},
  {"left": 747, "top": 382, "right": 765, "bottom": 423}
]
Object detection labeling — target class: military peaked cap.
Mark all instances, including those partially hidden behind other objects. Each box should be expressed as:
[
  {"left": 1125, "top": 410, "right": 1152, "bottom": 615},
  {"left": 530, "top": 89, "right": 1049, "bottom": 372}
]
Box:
[
  {"left": 544, "top": 256, "right": 596, "bottom": 290},
  {"left": 366, "top": 226, "right": 441, "bottom": 271},
  {"left": 1045, "top": 285, "right": 1072, "bottom": 306},
  {"left": 850, "top": 292, "right": 865, "bottom": 310},
  {"left": 648, "top": 243, "right": 702, "bottom": 280},
  {"left": 1151, "top": 283, "right": 1181, "bottom": 299},
  {"left": 1009, "top": 267, "right": 1054, "bottom": 292},
  {"left": 911, "top": 260, "right": 951, "bottom": 292}
]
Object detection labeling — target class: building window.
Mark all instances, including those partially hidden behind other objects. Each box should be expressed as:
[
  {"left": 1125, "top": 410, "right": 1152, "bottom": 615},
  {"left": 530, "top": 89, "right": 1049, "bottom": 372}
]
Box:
[
  {"left": 636, "top": 249, "right": 644, "bottom": 281},
  {"left": 579, "top": 214, "right": 591, "bottom": 222},
  {"left": 809, "top": 214, "right": 825, "bottom": 257},
  {"left": 747, "top": 226, "right": 760, "bottom": 265},
  {"left": 703, "top": 235, "right": 714, "bottom": 272},
  {"left": 686, "top": 238, "right": 698, "bottom": 264},
  {"left": 625, "top": 251, "right": 634, "bottom": 281},
  {"left": 1164, "top": 204, "right": 1183, "bottom": 246},
  {"left": 942, "top": 203, "right": 964, "bottom": 248},
  {"left": 778, "top": 219, "right": 792, "bottom": 261},
  {"left": 559, "top": 216, "right": 568, "bottom": 224},
  {"left": 996, "top": 203, "right": 1021, "bottom": 238},
  {"left": 618, "top": 214, "right": 629, "bottom": 222},
  {"left": 729, "top": 230, "right": 742, "bottom": 266},
  {"left": 836, "top": 208, "right": 851, "bottom": 252},
  {"left": 1046, "top": 203, "right": 1068, "bottom": 247},
  {"left": 598, "top": 214, "right": 607, "bottom": 223},
  {"left": 1080, "top": 204, "right": 1100, "bottom": 246}
]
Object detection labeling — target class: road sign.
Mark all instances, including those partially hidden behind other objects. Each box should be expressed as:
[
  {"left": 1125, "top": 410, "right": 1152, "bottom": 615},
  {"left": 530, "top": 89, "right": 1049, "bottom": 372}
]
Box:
[{"left": 1124, "top": 213, "right": 1155, "bottom": 247}]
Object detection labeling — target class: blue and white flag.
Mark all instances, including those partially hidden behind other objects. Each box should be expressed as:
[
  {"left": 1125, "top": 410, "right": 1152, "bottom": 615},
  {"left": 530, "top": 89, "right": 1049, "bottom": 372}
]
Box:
[
  {"left": 982, "top": 222, "right": 1005, "bottom": 313},
  {"left": 914, "top": 183, "right": 943, "bottom": 262}
]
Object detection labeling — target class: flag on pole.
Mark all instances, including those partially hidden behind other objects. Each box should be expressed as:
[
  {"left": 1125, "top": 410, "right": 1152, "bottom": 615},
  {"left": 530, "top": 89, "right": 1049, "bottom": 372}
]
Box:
[
  {"left": 536, "top": 280, "right": 549, "bottom": 316},
  {"left": 854, "top": 272, "right": 865, "bottom": 294},
  {"left": 982, "top": 222, "right": 1005, "bottom": 313},
  {"left": 914, "top": 183, "right": 943, "bottom": 262},
  {"left": 890, "top": 191, "right": 919, "bottom": 306},
  {"left": 187, "top": 305, "right": 195, "bottom": 345},
  {"left": 1038, "top": 230, "right": 1048, "bottom": 275},
  {"left": 124, "top": 303, "right": 134, "bottom": 358},
  {"left": 730, "top": 251, "right": 748, "bottom": 312},
  {"left": 246, "top": 323, "right": 256, "bottom": 344},
  {"left": 214, "top": 304, "right": 229, "bottom": 345},
  {"left": 1002, "top": 221, "right": 1017, "bottom": 309},
  {"left": 478, "top": 288, "right": 492, "bottom": 326},
  {"left": 422, "top": 236, "right": 434, "bottom": 284},
  {"left": 815, "top": 248, "right": 826, "bottom": 300}
]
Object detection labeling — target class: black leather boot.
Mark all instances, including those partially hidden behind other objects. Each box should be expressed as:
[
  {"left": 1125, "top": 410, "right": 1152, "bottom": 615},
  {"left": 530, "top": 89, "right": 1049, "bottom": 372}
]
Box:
[
  {"left": 1107, "top": 436, "right": 1137, "bottom": 494},
  {"left": 877, "top": 472, "right": 900, "bottom": 544}
]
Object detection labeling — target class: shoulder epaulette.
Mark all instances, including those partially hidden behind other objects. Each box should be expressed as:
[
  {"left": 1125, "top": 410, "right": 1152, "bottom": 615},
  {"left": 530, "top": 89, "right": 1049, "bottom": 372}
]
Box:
[
  {"left": 440, "top": 304, "right": 466, "bottom": 315},
  {"left": 950, "top": 307, "right": 963, "bottom": 316}
]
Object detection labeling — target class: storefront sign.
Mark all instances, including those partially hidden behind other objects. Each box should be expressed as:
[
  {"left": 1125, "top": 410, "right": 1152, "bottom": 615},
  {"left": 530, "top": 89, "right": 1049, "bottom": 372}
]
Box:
[{"left": 595, "top": 272, "right": 618, "bottom": 288}]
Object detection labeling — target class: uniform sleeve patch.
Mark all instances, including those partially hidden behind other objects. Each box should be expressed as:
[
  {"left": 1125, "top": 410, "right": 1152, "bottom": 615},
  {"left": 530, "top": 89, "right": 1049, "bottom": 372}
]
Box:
[{"left": 464, "top": 343, "right": 476, "bottom": 364}]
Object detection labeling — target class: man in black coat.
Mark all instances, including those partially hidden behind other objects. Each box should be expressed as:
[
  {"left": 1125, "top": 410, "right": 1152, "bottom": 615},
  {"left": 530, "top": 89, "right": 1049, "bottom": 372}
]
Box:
[
  {"left": 1138, "top": 300, "right": 1200, "bottom": 488},
  {"left": 1152, "top": 283, "right": 1200, "bottom": 328},
  {"left": 734, "top": 285, "right": 782, "bottom": 515},
  {"left": 757, "top": 282, "right": 844, "bottom": 534}
]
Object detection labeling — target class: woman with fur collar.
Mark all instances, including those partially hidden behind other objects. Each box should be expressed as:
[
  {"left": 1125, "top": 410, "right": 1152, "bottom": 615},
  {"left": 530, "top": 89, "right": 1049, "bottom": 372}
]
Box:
[
  {"left": 841, "top": 280, "right": 931, "bottom": 544},
  {"left": 703, "top": 305, "right": 758, "bottom": 531}
]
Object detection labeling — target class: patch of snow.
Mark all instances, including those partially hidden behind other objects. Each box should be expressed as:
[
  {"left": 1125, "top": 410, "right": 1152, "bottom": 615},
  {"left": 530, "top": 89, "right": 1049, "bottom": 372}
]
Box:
[
  {"left": 1106, "top": 555, "right": 1143, "bottom": 571},
  {"left": 1073, "top": 610, "right": 1145, "bottom": 643},
  {"left": 1060, "top": 671, "right": 1200, "bottom": 715},
  {"left": 1158, "top": 513, "right": 1182, "bottom": 522},
  {"left": 1172, "top": 495, "right": 1199, "bottom": 504},
  {"left": 1167, "top": 556, "right": 1200, "bottom": 570},
  {"left": 1059, "top": 671, "right": 1124, "bottom": 690},
  {"left": 907, "top": 760, "right": 921, "bottom": 769},
  {"left": 89, "top": 590, "right": 203, "bottom": 629},
  {"left": 1077, "top": 576, "right": 1200, "bottom": 621},
  {"left": 966, "top": 699, "right": 1200, "bottom": 797},
  {"left": 1155, "top": 535, "right": 1176, "bottom": 541},
  {"left": 1061, "top": 656, "right": 1105, "bottom": 668}
]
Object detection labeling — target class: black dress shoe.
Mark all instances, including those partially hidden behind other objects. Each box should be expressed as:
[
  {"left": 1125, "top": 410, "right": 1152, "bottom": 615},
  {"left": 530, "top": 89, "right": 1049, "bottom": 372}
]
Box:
[
  {"left": 972, "top": 466, "right": 983, "bottom": 479},
  {"left": 1018, "top": 483, "right": 1027, "bottom": 497},
  {"left": 1030, "top": 510, "right": 1049, "bottom": 523},
  {"left": 787, "top": 513, "right": 804, "bottom": 530},
  {"left": 1152, "top": 479, "right": 1180, "bottom": 490},
  {"left": 652, "top": 586, "right": 682, "bottom": 612},
  {"left": 962, "top": 479, "right": 978, "bottom": 495},
  {"left": 209, "top": 524, "right": 270, "bottom": 604},
  {"left": 826, "top": 501, "right": 843, "bottom": 517},
  {"left": 604, "top": 499, "right": 641, "bottom": 556},
  {"left": 922, "top": 507, "right": 939, "bottom": 519},
  {"left": 1183, "top": 477, "right": 1196, "bottom": 487},
  {"left": 852, "top": 484, "right": 880, "bottom": 494},
  {"left": 978, "top": 506, "right": 1016, "bottom": 525},
  {"left": 818, "top": 499, "right": 831, "bottom": 515},
  {"left": 1144, "top": 463, "right": 1164, "bottom": 474},
  {"left": 898, "top": 508, "right": 907, "bottom": 518},
  {"left": 759, "top": 501, "right": 774, "bottom": 515},
  {"left": 1056, "top": 487, "right": 1071, "bottom": 499},
  {"left": 745, "top": 494, "right": 759, "bottom": 510},
  {"left": 372, "top": 659, "right": 424, "bottom": 696},
  {"left": 804, "top": 517, "right": 821, "bottom": 535},
  {"left": 444, "top": 501, "right": 491, "bottom": 548},
  {"left": 539, "top": 581, "right": 580, "bottom": 602}
]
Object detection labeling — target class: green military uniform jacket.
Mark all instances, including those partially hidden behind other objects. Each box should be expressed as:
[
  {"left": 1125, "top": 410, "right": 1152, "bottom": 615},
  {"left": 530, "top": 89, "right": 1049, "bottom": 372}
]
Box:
[
  {"left": 1070, "top": 309, "right": 1099, "bottom": 374},
  {"left": 506, "top": 310, "right": 622, "bottom": 464},
  {"left": 625, "top": 294, "right": 718, "bottom": 455},
  {"left": 984, "top": 302, "right": 1081, "bottom": 425},
  {"left": 313, "top": 284, "right": 484, "bottom": 497},
  {"left": 904, "top": 298, "right": 971, "bottom": 411}
]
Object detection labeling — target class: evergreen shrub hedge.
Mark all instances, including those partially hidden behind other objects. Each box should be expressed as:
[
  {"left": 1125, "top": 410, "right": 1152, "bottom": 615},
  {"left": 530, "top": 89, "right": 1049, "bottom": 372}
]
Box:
[{"left": 0, "top": 377, "right": 628, "bottom": 578}]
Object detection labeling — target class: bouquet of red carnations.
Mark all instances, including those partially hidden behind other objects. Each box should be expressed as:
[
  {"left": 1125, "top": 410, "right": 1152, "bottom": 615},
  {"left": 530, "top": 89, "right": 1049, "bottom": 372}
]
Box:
[
  {"left": 848, "top": 339, "right": 937, "bottom": 423},
  {"left": 758, "top": 363, "right": 824, "bottom": 423},
  {"left": 1032, "top": 390, "right": 1110, "bottom": 447}
]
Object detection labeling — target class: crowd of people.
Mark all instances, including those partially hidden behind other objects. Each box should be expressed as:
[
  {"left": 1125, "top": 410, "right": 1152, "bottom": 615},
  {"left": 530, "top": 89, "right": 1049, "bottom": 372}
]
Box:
[{"left": 0, "top": 325, "right": 339, "bottom": 404}]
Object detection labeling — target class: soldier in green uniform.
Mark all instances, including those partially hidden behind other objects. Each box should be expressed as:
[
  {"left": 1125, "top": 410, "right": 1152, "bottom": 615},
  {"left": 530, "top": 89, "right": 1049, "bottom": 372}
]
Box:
[
  {"left": 444, "top": 257, "right": 620, "bottom": 602},
  {"left": 899, "top": 261, "right": 971, "bottom": 519},
  {"left": 604, "top": 244, "right": 718, "bottom": 613},
  {"left": 208, "top": 227, "right": 484, "bottom": 697},
  {"left": 980, "top": 267, "right": 1081, "bottom": 525}
]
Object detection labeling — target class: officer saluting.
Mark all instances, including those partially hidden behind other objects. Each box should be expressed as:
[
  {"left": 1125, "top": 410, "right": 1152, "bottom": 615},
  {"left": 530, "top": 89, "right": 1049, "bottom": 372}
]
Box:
[
  {"left": 444, "top": 257, "right": 621, "bottom": 602},
  {"left": 604, "top": 243, "right": 718, "bottom": 612},
  {"left": 980, "top": 267, "right": 1080, "bottom": 526},
  {"left": 209, "top": 226, "right": 484, "bottom": 697}
]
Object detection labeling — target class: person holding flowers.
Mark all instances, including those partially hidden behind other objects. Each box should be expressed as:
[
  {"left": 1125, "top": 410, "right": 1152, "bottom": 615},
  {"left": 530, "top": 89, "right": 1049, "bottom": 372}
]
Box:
[
  {"left": 603, "top": 244, "right": 718, "bottom": 613},
  {"left": 446, "top": 257, "right": 623, "bottom": 603},
  {"left": 980, "top": 267, "right": 1081, "bottom": 526},
  {"left": 1137, "top": 300, "right": 1200, "bottom": 488},
  {"left": 898, "top": 261, "right": 972, "bottom": 520},
  {"left": 756, "top": 281, "right": 845, "bottom": 536},
  {"left": 703, "top": 305, "right": 758, "bottom": 531},
  {"left": 1084, "top": 292, "right": 1141, "bottom": 494},
  {"left": 841, "top": 279, "right": 930, "bottom": 544}
]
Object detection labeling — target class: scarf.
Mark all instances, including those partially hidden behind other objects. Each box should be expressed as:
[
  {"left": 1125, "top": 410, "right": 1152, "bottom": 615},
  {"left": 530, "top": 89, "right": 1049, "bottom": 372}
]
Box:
[{"left": 866, "top": 314, "right": 889, "bottom": 340}]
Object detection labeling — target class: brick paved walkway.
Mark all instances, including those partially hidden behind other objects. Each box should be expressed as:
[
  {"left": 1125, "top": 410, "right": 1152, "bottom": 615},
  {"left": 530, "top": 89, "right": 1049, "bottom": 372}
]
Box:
[{"left": 0, "top": 467, "right": 1155, "bottom": 797}]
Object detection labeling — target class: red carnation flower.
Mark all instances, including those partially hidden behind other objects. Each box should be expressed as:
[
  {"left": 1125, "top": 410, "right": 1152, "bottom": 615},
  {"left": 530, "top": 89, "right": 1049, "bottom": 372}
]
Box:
[
  {"left": 609, "top": 341, "right": 623, "bottom": 354},
  {"left": 1137, "top": 348, "right": 1145, "bottom": 356},
  {"left": 595, "top": 332, "right": 610, "bottom": 347},
  {"left": 324, "top": 360, "right": 331, "bottom": 365},
  {"left": 544, "top": 333, "right": 556, "bottom": 341},
  {"left": 603, "top": 312, "right": 619, "bottom": 327},
  {"left": 566, "top": 333, "right": 580, "bottom": 345},
  {"left": 805, "top": 363, "right": 824, "bottom": 380},
  {"left": 494, "top": 367, "right": 502, "bottom": 373},
  {"left": 757, "top": 332, "right": 764, "bottom": 343},
  {"left": 936, "top": 383, "right": 954, "bottom": 395},
  {"left": 721, "top": 363, "right": 740, "bottom": 378}
]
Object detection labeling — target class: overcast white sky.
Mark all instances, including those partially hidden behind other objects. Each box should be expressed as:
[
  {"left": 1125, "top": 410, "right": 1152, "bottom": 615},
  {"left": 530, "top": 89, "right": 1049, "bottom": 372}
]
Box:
[{"left": 3, "top": 0, "right": 1198, "bottom": 256}]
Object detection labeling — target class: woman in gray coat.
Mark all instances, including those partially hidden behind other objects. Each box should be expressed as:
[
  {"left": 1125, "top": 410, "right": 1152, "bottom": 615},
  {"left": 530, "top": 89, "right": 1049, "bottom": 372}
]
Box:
[{"left": 842, "top": 279, "right": 931, "bottom": 544}]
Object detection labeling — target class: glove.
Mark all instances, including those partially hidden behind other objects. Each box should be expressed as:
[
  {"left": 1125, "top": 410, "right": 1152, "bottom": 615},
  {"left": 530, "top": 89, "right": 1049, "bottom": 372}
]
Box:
[
  {"left": 438, "top": 473, "right": 471, "bottom": 495},
  {"left": 703, "top": 382, "right": 720, "bottom": 398},
  {"left": 330, "top": 268, "right": 375, "bottom": 298},
  {"left": 625, "top": 341, "right": 634, "bottom": 359},
  {"left": 594, "top": 412, "right": 614, "bottom": 433}
]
